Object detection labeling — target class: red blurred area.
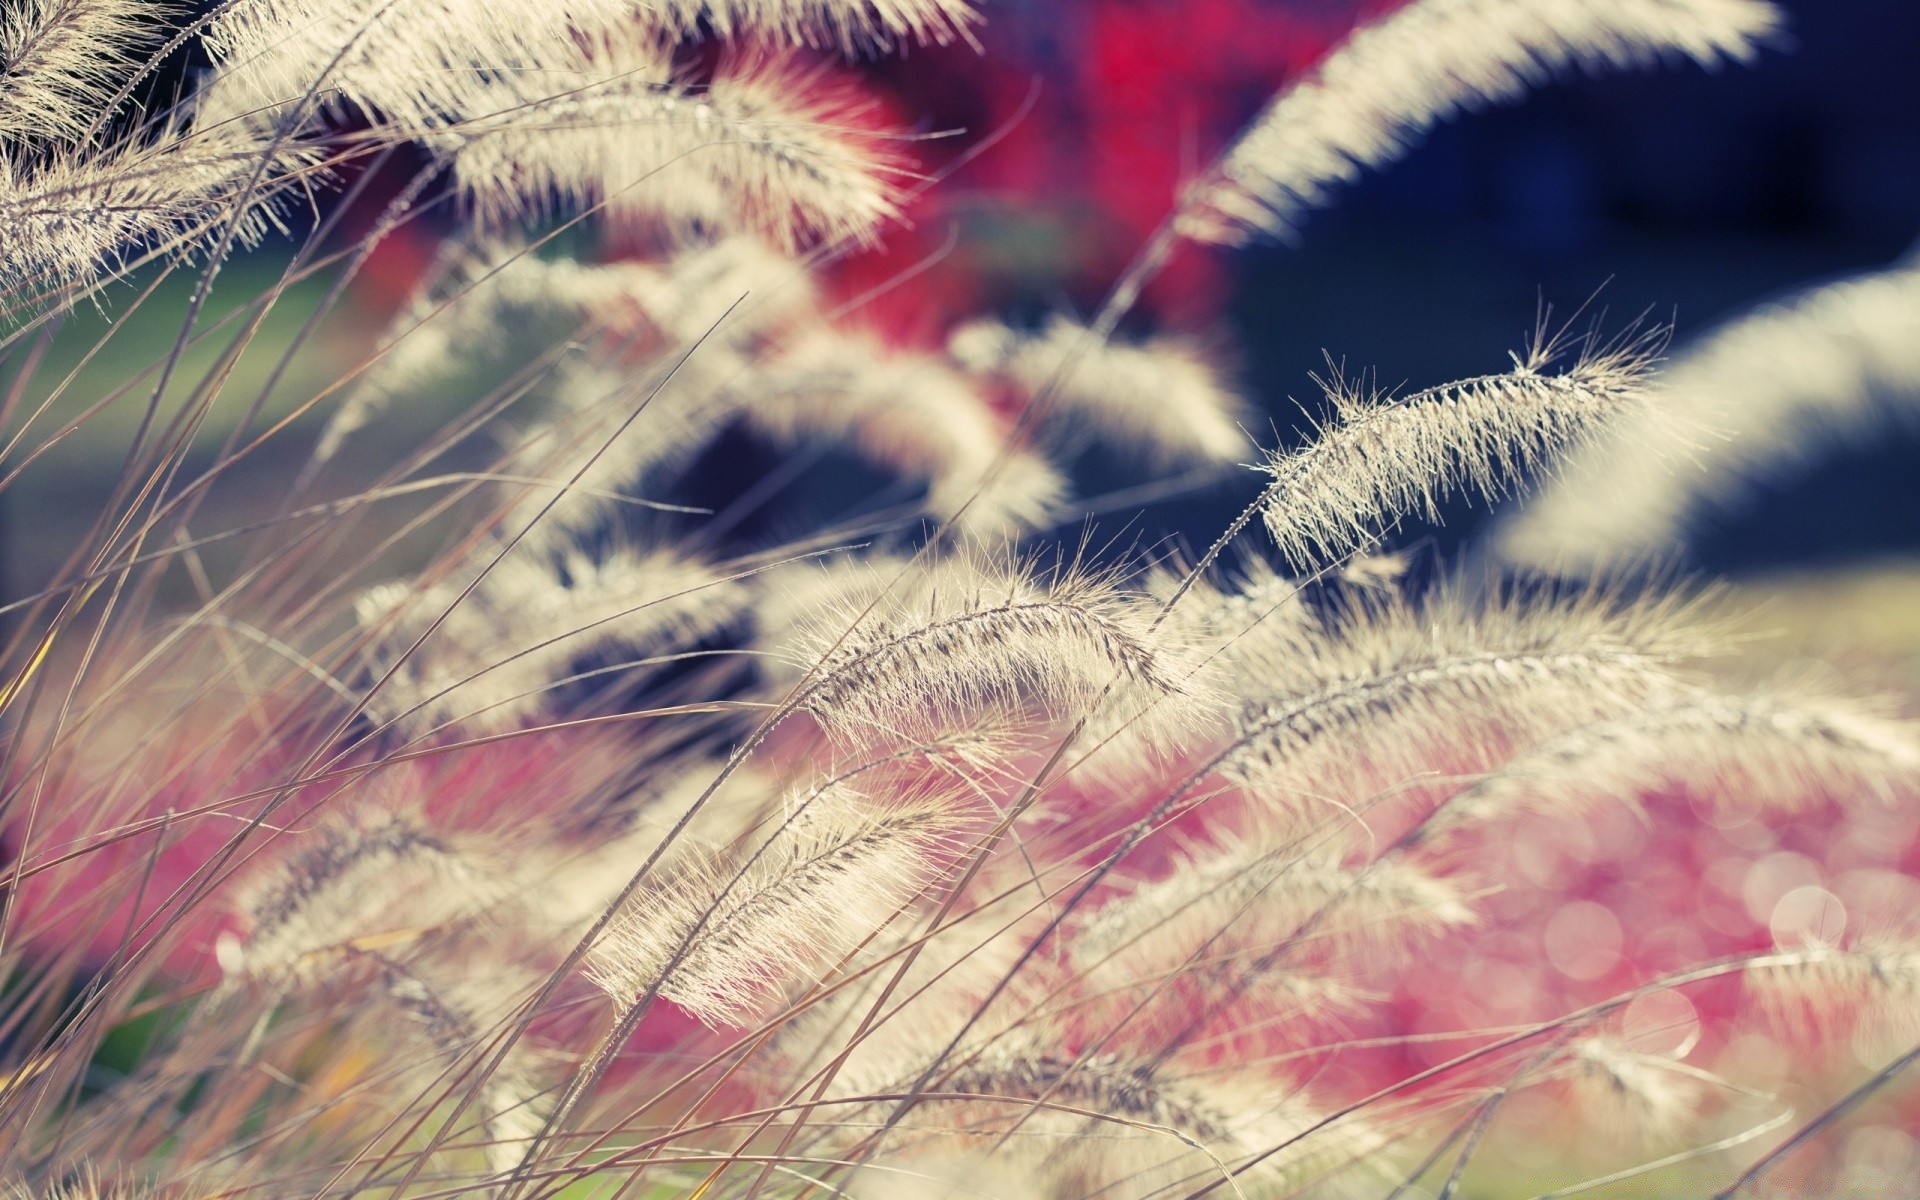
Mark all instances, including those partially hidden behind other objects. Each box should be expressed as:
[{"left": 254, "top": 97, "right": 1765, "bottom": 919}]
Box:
[{"left": 846, "top": 0, "right": 1377, "bottom": 337}]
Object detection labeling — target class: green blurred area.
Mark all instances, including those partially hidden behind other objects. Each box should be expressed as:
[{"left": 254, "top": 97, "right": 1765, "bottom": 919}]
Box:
[{"left": 0, "top": 251, "right": 460, "bottom": 614}]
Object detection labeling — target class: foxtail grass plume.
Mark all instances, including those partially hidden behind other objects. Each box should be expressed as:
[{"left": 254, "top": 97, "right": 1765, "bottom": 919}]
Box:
[
  {"left": 356, "top": 545, "right": 749, "bottom": 737},
  {"left": 787, "top": 557, "right": 1214, "bottom": 750},
  {"left": 9, "top": 0, "right": 1920, "bottom": 1197},
  {"left": 0, "top": 0, "right": 163, "bottom": 142},
  {"left": 1076, "top": 838, "right": 1476, "bottom": 980},
  {"left": 1218, "top": 583, "right": 1714, "bottom": 792},
  {"left": 435, "top": 46, "right": 905, "bottom": 250},
  {"left": 1431, "top": 690, "right": 1920, "bottom": 840},
  {"left": 1179, "top": 0, "right": 1783, "bottom": 245},
  {"left": 948, "top": 314, "right": 1252, "bottom": 465},
  {"left": 1258, "top": 333, "right": 1663, "bottom": 571},
  {"left": 1501, "top": 254, "right": 1920, "bottom": 572},
  {"left": 586, "top": 784, "right": 959, "bottom": 1025}
]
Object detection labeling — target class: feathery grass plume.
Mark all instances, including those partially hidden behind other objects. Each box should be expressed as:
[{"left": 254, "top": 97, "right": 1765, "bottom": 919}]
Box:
[
  {"left": 1745, "top": 940, "right": 1920, "bottom": 1040},
  {"left": 1178, "top": 0, "right": 1783, "bottom": 245},
  {"left": 1147, "top": 554, "right": 1316, "bottom": 666},
  {"left": 948, "top": 314, "right": 1251, "bottom": 465},
  {"left": 610, "top": 232, "right": 821, "bottom": 347},
  {"left": 1219, "top": 583, "right": 1713, "bottom": 791},
  {"left": 634, "top": 0, "right": 979, "bottom": 53},
  {"left": 200, "top": 0, "right": 593, "bottom": 133},
  {"left": 1257, "top": 332, "right": 1662, "bottom": 570},
  {"left": 9, "top": 0, "right": 1918, "bottom": 1192},
  {"left": 778, "top": 877, "right": 1056, "bottom": 1105},
  {"left": 1500, "top": 255, "right": 1920, "bottom": 573},
  {"left": 585, "top": 785, "right": 958, "bottom": 1025},
  {"left": 229, "top": 805, "right": 508, "bottom": 982},
  {"left": 315, "top": 237, "right": 666, "bottom": 466},
  {"left": 357, "top": 544, "right": 750, "bottom": 736},
  {"left": 332, "top": 234, "right": 819, "bottom": 484},
  {"left": 373, "top": 951, "right": 553, "bottom": 1176},
  {"left": 510, "top": 765, "right": 784, "bottom": 931},
  {"left": 515, "top": 348, "right": 746, "bottom": 509},
  {"left": 1561, "top": 1036, "right": 1706, "bottom": 1147},
  {"left": 1076, "top": 840, "right": 1476, "bottom": 979},
  {"left": 1429, "top": 690, "right": 1920, "bottom": 840},
  {"left": 436, "top": 44, "right": 904, "bottom": 250},
  {"left": 468, "top": 239, "right": 825, "bottom": 542},
  {"left": 749, "top": 551, "right": 915, "bottom": 690},
  {"left": 867, "top": 1038, "right": 1385, "bottom": 1200},
  {"left": 742, "top": 327, "right": 1067, "bottom": 537},
  {"left": 0, "top": 114, "right": 296, "bottom": 293},
  {"left": 787, "top": 556, "right": 1214, "bottom": 751},
  {"left": 0, "top": 0, "right": 164, "bottom": 142}
]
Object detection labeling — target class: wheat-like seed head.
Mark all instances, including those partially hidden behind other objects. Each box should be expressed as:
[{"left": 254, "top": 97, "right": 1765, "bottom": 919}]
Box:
[
  {"left": 1180, "top": 0, "right": 1783, "bottom": 246},
  {"left": 1258, "top": 334, "right": 1663, "bottom": 571},
  {"left": 586, "top": 783, "right": 962, "bottom": 1025},
  {"left": 1217, "top": 582, "right": 1715, "bottom": 797},
  {"left": 0, "top": 114, "right": 309, "bottom": 293},
  {"left": 949, "top": 314, "right": 1252, "bottom": 467},
  {"left": 1559, "top": 1035, "right": 1709, "bottom": 1147},
  {"left": 1077, "top": 839, "right": 1476, "bottom": 983},
  {"left": 0, "top": 0, "right": 165, "bottom": 143},
  {"left": 230, "top": 804, "right": 509, "bottom": 983},
  {"left": 435, "top": 46, "right": 906, "bottom": 251},
  {"left": 788, "top": 557, "right": 1219, "bottom": 753},
  {"left": 357, "top": 544, "right": 750, "bottom": 737},
  {"left": 1502, "top": 257, "right": 1920, "bottom": 572},
  {"left": 1429, "top": 689, "right": 1920, "bottom": 841}
]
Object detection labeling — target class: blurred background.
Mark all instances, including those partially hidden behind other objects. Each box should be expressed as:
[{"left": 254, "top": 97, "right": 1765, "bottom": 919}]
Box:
[{"left": 5, "top": 0, "right": 1917, "bottom": 665}]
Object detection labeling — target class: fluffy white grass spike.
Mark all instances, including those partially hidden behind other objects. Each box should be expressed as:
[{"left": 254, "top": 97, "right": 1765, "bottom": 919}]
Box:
[
  {"left": 1258, "top": 333, "right": 1662, "bottom": 570},
  {"left": 749, "top": 552, "right": 914, "bottom": 691},
  {"left": 1220, "top": 584, "right": 1713, "bottom": 791},
  {"left": 744, "top": 327, "right": 1065, "bottom": 538},
  {"left": 332, "top": 233, "right": 818, "bottom": 477},
  {"left": 634, "top": 0, "right": 978, "bottom": 53},
  {"left": 0, "top": 116, "right": 294, "bottom": 293},
  {"left": 585, "top": 785, "right": 957, "bottom": 1026},
  {"left": 1147, "top": 555, "right": 1315, "bottom": 668},
  {"left": 0, "top": 0, "right": 163, "bottom": 142},
  {"left": 357, "top": 545, "right": 750, "bottom": 737},
  {"left": 948, "top": 314, "right": 1251, "bottom": 465},
  {"left": 1430, "top": 690, "right": 1920, "bottom": 840},
  {"left": 870, "top": 1040, "right": 1386, "bottom": 1200},
  {"left": 619, "top": 233, "right": 821, "bottom": 347},
  {"left": 1076, "top": 839, "right": 1475, "bottom": 980},
  {"left": 504, "top": 765, "right": 785, "bottom": 936},
  {"left": 373, "top": 952, "right": 551, "bottom": 1176},
  {"left": 317, "top": 238, "right": 665, "bottom": 466},
  {"left": 229, "top": 807, "right": 507, "bottom": 982},
  {"left": 782, "top": 887, "right": 1054, "bottom": 1095},
  {"left": 201, "top": 0, "right": 598, "bottom": 133},
  {"left": 474, "top": 237, "right": 820, "bottom": 534},
  {"left": 437, "top": 47, "right": 903, "bottom": 250},
  {"left": 1179, "top": 0, "right": 1782, "bottom": 245},
  {"left": 1500, "top": 256, "right": 1920, "bottom": 573},
  {"left": 787, "top": 557, "right": 1213, "bottom": 751},
  {"left": 1562, "top": 1036, "right": 1705, "bottom": 1147},
  {"left": 1745, "top": 940, "right": 1920, "bottom": 1039}
]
